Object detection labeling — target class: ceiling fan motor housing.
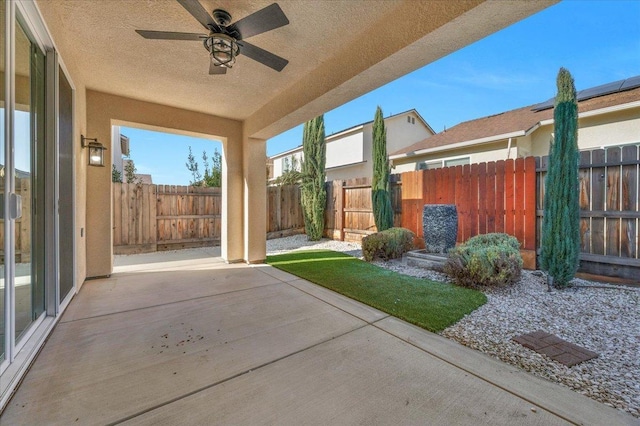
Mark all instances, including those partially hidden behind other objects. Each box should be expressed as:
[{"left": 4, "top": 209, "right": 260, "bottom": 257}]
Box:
[{"left": 212, "top": 9, "right": 232, "bottom": 27}]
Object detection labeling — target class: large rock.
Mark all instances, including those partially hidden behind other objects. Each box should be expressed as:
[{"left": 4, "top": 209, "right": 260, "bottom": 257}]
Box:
[{"left": 423, "top": 204, "right": 458, "bottom": 253}]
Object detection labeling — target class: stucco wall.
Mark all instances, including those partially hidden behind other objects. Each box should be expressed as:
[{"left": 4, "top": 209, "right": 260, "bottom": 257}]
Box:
[
  {"left": 85, "top": 90, "right": 244, "bottom": 276},
  {"left": 327, "top": 131, "right": 364, "bottom": 169},
  {"left": 530, "top": 108, "right": 640, "bottom": 157}
]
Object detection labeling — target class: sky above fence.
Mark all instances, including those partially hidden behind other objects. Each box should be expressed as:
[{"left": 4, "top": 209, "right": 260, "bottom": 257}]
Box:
[{"left": 122, "top": 0, "right": 640, "bottom": 185}]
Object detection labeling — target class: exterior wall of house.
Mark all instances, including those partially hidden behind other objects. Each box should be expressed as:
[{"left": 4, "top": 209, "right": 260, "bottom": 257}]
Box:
[
  {"left": 112, "top": 125, "right": 124, "bottom": 174},
  {"left": 392, "top": 140, "right": 512, "bottom": 173},
  {"left": 272, "top": 150, "right": 304, "bottom": 178},
  {"left": 529, "top": 108, "right": 640, "bottom": 157},
  {"left": 271, "top": 111, "right": 434, "bottom": 182},
  {"left": 393, "top": 106, "right": 640, "bottom": 171},
  {"left": 327, "top": 130, "right": 364, "bottom": 169}
]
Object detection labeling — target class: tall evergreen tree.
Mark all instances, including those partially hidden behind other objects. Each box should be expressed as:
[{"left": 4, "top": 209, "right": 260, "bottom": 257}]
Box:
[
  {"left": 301, "top": 115, "right": 327, "bottom": 240},
  {"left": 371, "top": 106, "right": 394, "bottom": 231},
  {"left": 540, "top": 68, "right": 580, "bottom": 288}
]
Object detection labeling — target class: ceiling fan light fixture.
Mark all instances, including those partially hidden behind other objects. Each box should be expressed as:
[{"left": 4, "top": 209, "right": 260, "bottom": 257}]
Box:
[{"left": 205, "top": 34, "right": 239, "bottom": 68}]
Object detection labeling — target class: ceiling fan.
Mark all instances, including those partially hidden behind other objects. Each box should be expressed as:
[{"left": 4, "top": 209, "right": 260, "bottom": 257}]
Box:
[{"left": 136, "top": 0, "right": 289, "bottom": 75}]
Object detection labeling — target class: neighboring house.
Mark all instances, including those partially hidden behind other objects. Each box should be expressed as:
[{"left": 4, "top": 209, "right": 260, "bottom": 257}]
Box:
[
  {"left": 112, "top": 125, "right": 131, "bottom": 176},
  {"left": 270, "top": 109, "right": 435, "bottom": 182},
  {"left": 390, "top": 76, "right": 640, "bottom": 171},
  {"left": 113, "top": 127, "right": 153, "bottom": 183}
]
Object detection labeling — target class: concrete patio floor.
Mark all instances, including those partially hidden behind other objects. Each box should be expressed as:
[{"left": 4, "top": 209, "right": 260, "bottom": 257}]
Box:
[{"left": 1, "top": 249, "right": 635, "bottom": 425}]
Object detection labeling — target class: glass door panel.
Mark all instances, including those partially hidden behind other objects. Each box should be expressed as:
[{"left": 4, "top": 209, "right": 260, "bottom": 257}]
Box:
[
  {"left": 59, "top": 67, "right": 74, "bottom": 303},
  {"left": 14, "top": 17, "right": 45, "bottom": 343},
  {"left": 0, "top": 0, "right": 6, "bottom": 364}
]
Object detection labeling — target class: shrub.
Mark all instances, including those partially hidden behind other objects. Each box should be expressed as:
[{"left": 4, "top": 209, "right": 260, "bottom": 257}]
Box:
[
  {"left": 444, "top": 233, "right": 523, "bottom": 288},
  {"left": 464, "top": 233, "right": 521, "bottom": 250},
  {"left": 362, "top": 227, "right": 415, "bottom": 262}
]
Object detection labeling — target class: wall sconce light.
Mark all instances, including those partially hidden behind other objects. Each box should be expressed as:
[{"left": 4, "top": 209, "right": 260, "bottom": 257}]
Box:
[{"left": 81, "top": 135, "right": 107, "bottom": 167}]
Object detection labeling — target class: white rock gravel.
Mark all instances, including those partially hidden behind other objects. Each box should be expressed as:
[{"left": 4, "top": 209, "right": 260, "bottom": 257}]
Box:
[{"left": 267, "top": 235, "right": 640, "bottom": 418}]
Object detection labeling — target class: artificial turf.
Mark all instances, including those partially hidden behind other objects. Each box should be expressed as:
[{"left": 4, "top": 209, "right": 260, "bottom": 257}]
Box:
[{"left": 266, "top": 250, "right": 487, "bottom": 332}]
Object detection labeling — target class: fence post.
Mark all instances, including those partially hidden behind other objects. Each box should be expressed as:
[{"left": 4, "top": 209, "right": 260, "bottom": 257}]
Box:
[{"left": 337, "top": 180, "right": 345, "bottom": 241}]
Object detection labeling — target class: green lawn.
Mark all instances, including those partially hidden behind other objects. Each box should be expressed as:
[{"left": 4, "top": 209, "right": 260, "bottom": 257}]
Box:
[{"left": 266, "top": 250, "right": 486, "bottom": 332}]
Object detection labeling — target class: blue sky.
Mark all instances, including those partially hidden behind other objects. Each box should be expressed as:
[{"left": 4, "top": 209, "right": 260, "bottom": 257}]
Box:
[{"left": 123, "top": 0, "right": 640, "bottom": 186}]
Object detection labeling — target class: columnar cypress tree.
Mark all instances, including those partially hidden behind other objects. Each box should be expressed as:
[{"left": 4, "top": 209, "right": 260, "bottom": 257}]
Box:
[
  {"left": 371, "top": 106, "right": 394, "bottom": 231},
  {"left": 301, "top": 115, "right": 327, "bottom": 241},
  {"left": 540, "top": 68, "right": 580, "bottom": 288}
]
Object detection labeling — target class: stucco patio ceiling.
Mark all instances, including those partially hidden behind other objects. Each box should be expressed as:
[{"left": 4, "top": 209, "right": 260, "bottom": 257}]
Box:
[{"left": 36, "top": 0, "right": 556, "bottom": 139}]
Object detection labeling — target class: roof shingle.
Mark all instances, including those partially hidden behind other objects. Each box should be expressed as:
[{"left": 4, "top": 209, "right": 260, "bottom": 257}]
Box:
[{"left": 392, "top": 84, "right": 640, "bottom": 157}]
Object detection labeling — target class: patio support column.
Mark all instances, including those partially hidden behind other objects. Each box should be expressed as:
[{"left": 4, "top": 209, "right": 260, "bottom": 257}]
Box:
[
  {"left": 243, "top": 136, "right": 267, "bottom": 263},
  {"left": 221, "top": 135, "right": 244, "bottom": 263}
]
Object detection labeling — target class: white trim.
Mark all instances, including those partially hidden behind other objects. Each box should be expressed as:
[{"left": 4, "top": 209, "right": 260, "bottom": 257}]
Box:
[
  {"left": 16, "top": 0, "right": 54, "bottom": 51},
  {"left": 390, "top": 130, "right": 525, "bottom": 159},
  {"left": 326, "top": 160, "right": 367, "bottom": 171},
  {"left": 326, "top": 124, "right": 365, "bottom": 141},
  {"left": 0, "top": 315, "right": 60, "bottom": 411}
]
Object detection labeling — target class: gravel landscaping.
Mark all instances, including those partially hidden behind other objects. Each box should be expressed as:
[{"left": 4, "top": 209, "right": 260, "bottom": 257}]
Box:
[{"left": 267, "top": 235, "right": 640, "bottom": 418}]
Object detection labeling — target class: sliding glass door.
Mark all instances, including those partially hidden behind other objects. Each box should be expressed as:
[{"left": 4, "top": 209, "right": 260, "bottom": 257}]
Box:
[
  {"left": 1, "top": 0, "right": 46, "bottom": 368},
  {"left": 14, "top": 18, "right": 46, "bottom": 343}
]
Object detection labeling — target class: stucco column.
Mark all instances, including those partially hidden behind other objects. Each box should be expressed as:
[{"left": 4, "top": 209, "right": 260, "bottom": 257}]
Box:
[
  {"left": 221, "top": 136, "right": 244, "bottom": 263},
  {"left": 243, "top": 137, "right": 267, "bottom": 263},
  {"left": 84, "top": 117, "right": 113, "bottom": 278}
]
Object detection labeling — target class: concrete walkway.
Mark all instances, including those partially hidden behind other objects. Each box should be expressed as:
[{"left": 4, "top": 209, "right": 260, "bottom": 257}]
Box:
[{"left": 1, "top": 250, "right": 635, "bottom": 425}]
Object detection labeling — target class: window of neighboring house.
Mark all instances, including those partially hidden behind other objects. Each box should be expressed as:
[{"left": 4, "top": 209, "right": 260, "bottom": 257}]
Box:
[
  {"left": 444, "top": 157, "right": 470, "bottom": 167},
  {"left": 407, "top": 116, "right": 415, "bottom": 124},
  {"left": 417, "top": 161, "right": 442, "bottom": 170}
]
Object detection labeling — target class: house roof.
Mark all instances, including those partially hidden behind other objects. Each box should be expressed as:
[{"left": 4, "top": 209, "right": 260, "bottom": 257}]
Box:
[
  {"left": 390, "top": 77, "right": 640, "bottom": 158},
  {"left": 270, "top": 109, "right": 434, "bottom": 159}
]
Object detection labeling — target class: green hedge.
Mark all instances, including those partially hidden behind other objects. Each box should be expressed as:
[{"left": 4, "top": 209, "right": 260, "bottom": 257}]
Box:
[
  {"left": 362, "top": 227, "right": 415, "bottom": 262},
  {"left": 444, "top": 233, "right": 523, "bottom": 288}
]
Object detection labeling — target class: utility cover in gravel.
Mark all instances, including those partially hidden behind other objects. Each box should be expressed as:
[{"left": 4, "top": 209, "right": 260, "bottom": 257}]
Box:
[{"left": 512, "top": 331, "right": 598, "bottom": 367}]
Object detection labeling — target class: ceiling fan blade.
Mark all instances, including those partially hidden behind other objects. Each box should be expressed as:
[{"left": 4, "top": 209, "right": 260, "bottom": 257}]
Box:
[
  {"left": 238, "top": 40, "right": 288, "bottom": 71},
  {"left": 177, "top": 0, "right": 215, "bottom": 29},
  {"left": 135, "top": 30, "right": 205, "bottom": 40},
  {"left": 233, "top": 3, "right": 289, "bottom": 39},
  {"left": 209, "top": 62, "right": 227, "bottom": 75}
]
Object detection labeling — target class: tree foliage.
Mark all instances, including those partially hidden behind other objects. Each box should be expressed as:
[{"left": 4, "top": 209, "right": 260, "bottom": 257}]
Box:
[
  {"left": 123, "top": 158, "right": 140, "bottom": 184},
  {"left": 202, "top": 149, "right": 222, "bottom": 187},
  {"left": 274, "top": 155, "right": 303, "bottom": 186},
  {"left": 112, "top": 164, "right": 122, "bottom": 183},
  {"left": 185, "top": 146, "right": 222, "bottom": 187},
  {"left": 540, "top": 68, "right": 580, "bottom": 288},
  {"left": 371, "top": 106, "right": 394, "bottom": 231},
  {"left": 186, "top": 146, "right": 202, "bottom": 185},
  {"left": 301, "top": 115, "right": 326, "bottom": 241}
]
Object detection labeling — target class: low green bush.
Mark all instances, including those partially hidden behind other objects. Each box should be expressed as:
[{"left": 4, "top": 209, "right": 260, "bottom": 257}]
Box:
[
  {"left": 463, "top": 233, "right": 521, "bottom": 250},
  {"left": 444, "top": 233, "right": 523, "bottom": 288},
  {"left": 362, "top": 227, "right": 415, "bottom": 262}
]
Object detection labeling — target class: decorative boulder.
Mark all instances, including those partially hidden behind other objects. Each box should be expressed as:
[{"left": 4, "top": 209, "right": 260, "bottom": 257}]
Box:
[{"left": 423, "top": 204, "right": 458, "bottom": 253}]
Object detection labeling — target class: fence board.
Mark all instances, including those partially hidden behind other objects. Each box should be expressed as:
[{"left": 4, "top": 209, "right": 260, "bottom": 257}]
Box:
[
  {"left": 486, "top": 161, "right": 496, "bottom": 233},
  {"left": 113, "top": 183, "right": 220, "bottom": 254},
  {"left": 523, "top": 156, "right": 536, "bottom": 250},
  {"left": 514, "top": 158, "right": 525, "bottom": 244},
  {"left": 478, "top": 164, "right": 487, "bottom": 235},
  {"left": 536, "top": 146, "right": 639, "bottom": 280}
]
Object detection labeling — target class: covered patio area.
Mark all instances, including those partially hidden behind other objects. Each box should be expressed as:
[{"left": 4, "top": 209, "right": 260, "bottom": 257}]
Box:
[{"left": 1, "top": 251, "right": 631, "bottom": 425}]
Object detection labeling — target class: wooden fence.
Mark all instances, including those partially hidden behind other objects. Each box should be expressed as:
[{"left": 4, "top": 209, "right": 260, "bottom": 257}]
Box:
[
  {"left": 113, "top": 183, "right": 221, "bottom": 254},
  {"left": 537, "top": 145, "right": 639, "bottom": 280},
  {"left": 401, "top": 157, "right": 537, "bottom": 267},
  {"left": 113, "top": 146, "right": 639, "bottom": 279},
  {"left": 266, "top": 184, "right": 305, "bottom": 239},
  {"left": 324, "top": 177, "right": 402, "bottom": 242}
]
